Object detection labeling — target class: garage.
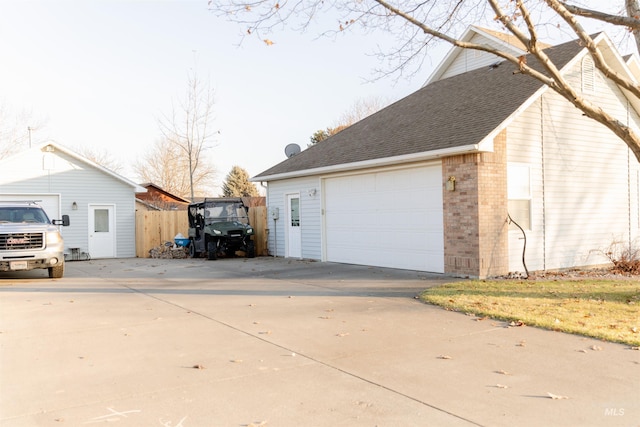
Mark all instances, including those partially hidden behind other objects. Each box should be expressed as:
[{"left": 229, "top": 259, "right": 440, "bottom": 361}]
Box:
[{"left": 323, "top": 164, "right": 444, "bottom": 272}]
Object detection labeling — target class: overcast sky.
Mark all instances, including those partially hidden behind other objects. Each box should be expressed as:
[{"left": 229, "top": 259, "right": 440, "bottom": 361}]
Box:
[{"left": 0, "top": 1, "right": 632, "bottom": 195}]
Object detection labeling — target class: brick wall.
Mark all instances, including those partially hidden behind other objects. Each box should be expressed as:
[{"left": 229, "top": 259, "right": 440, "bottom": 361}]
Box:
[{"left": 442, "top": 130, "right": 509, "bottom": 278}]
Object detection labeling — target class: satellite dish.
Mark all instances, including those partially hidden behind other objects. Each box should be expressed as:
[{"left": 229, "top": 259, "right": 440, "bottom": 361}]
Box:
[{"left": 284, "top": 143, "right": 301, "bottom": 158}]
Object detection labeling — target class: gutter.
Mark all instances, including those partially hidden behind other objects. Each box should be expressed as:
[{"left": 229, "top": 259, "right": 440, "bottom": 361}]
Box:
[{"left": 251, "top": 143, "right": 489, "bottom": 182}]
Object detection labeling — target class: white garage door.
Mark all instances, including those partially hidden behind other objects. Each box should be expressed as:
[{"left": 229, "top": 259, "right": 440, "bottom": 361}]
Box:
[{"left": 324, "top": 165, "right": 444, "bottom": 272}]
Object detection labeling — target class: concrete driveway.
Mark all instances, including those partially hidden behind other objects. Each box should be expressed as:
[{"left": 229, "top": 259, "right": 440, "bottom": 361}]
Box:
[{"left": 0, "top": 257, "right": 638, "bottom": 427}]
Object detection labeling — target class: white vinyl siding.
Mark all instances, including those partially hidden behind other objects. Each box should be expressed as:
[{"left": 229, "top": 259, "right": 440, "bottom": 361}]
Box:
[
  {"left": 266, "top": 177, "right": 322, "bottom": 260},
  {"left": 439, "top": 33, "right": 523, "bottom": 80},
  {"left": 507, "top": 56, "right": 640, "bottom": 272}
]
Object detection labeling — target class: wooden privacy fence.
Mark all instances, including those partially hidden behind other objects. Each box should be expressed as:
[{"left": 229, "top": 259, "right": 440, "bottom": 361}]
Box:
[{"left": 135, "top": 206, "right": 268, "bottom": 258}]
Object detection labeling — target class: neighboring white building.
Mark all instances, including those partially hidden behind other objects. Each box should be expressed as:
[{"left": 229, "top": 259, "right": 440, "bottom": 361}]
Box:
[
  {"left": 253, "top": 29, "right": 640, "bottom": 278},
  {"left": 0, "top": 142, "right": 145, "bottom": 259}
]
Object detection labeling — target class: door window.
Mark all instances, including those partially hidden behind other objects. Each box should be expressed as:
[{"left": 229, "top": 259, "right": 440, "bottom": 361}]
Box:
[
  {"left": 94, "top": 209, "right": 110, "bottom": 232},
  {"left": 290, "top": 197, "right": 300, "bottom": 227}
]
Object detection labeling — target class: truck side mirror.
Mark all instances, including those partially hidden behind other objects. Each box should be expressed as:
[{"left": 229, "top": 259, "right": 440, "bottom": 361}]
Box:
[{"left": 54, "top": 215, "right": 70, "bottom": 226}]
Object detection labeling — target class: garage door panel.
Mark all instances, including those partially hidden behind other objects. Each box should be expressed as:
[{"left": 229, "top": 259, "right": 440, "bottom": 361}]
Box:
[{"left": 324, "top": 165, "right": 444, "bottom": 273}]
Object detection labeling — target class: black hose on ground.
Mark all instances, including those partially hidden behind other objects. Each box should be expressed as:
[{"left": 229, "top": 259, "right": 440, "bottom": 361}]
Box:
[{"left": 507, "top": 213, "right": 529, "bottom": 278}]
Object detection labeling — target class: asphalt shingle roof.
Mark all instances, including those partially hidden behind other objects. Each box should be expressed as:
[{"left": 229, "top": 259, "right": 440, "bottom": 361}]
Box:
[{"left": 254, "top": 37, "right": 587, "bottom": 179}]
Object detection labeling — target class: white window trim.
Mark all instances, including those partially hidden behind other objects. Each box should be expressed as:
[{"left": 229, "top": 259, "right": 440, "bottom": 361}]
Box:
[{"left": 508, "top": 163, "right": 532, "bottom": 231}]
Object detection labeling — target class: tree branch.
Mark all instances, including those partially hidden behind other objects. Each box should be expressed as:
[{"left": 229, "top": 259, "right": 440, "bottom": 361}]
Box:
[
  {"left": 547, "top": 0, "right": 640, "bottom": 99},
  {"left": 560, "top": 1, "right": 640, "bottom": 30}
]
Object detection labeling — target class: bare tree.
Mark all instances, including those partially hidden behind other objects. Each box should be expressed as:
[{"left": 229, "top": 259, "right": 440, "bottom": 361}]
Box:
[
  {"left": 212, "top": 0, "right": 640, "bottom": 162},
  {"left": 0, "top": 104, "right": 46, "bottom": 159},
  {"left": 158, "top": 70, "right": 217, "bottom": 201},
  {"left": 133, "top": 137, "right": 216, "bottom": 199},
  {"left": 76, "top": 146, "right": 125, "bottom": 174},
  {"left": 309, "top": 96, "right": 390, "bottom": 145}
]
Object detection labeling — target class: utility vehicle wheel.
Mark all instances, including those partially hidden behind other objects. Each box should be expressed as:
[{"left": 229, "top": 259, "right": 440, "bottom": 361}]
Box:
[
  {"left": 207, "top": 240, "right": 218, "bottom": 260},
  {"left": 189, "top": 240, "right": 199, "bottom": 258},
  {"left": 48, "top": 264, "right": 64, "bottom": 278},
  {"left": 246, "top": 242, "right": 255, "bottom": 258}
]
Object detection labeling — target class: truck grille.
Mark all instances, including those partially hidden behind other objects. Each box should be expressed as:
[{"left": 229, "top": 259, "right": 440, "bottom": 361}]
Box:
[{"left": 0, "top": 233, "right": 45, "bottom": 250}]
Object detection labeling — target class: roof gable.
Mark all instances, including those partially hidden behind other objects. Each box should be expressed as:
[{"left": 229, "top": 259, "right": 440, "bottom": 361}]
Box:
[
  {"left": 254, "top": 36, "right": 586, "bottom": 181},
  {"left": 423, "top": 26, "right": 550, "bottom": 85},
  {"left": 0, "top": 142, "right": 146, "bottom": 192}
]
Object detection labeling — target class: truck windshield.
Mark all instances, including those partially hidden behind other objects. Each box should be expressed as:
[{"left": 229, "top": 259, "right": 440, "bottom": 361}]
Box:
[{"left": 0, "top": 207, "right": 50, "bottom": 224}]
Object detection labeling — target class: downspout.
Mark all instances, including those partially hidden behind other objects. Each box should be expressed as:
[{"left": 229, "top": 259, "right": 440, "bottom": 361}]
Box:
[
  {"left": 627, "top": 100, "right": 632, "bottom": 245},
  {"left": 541, "top": 95, "right": 547, "bottom": 271}
]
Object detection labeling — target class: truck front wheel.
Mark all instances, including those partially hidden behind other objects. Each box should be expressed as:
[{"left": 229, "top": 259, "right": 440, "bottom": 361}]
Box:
[{"left": 48, "top": 264, "right": 64, "bottom": 278}]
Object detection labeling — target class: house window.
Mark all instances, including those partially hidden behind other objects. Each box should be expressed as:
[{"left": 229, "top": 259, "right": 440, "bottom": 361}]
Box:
[
  {"left": 508, "top": 163, "right": 531, "bottom": 230},
  {"left": 582, "top": 56, "right": 595, "bottom": 93}
]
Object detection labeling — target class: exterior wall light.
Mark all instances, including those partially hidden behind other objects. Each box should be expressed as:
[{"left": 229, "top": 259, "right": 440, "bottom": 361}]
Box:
[
  {"left": 72, "top": 201, "right": 78, "bottom": 210},
  {"left": 308, "top": 188, "right": 317, "bottom": 197},
  {"left": 446, "top": 176, "right": 456, "bottom": 192}
]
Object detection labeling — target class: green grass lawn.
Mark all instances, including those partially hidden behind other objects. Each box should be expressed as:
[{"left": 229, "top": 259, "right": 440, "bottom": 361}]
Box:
[{"left": 420, "top": 279, "right": 640, "bottom": 346}]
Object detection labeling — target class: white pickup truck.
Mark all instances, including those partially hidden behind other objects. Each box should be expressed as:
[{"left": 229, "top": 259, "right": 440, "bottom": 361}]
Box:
[{"left": 0, "top": 201, "right": 70, "bottom": 278}]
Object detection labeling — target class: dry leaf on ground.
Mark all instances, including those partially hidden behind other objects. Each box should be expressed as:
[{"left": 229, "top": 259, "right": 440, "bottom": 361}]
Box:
[{"left": 547, "top": 392, "right": 569, "bottom": 400}]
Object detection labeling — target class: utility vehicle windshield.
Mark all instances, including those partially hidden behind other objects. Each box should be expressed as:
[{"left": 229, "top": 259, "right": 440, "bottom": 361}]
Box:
[{"left": 203, "top": 202, "right": 249, "bottom": 224}]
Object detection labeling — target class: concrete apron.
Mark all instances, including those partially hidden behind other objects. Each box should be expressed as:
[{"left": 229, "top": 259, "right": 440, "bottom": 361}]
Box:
[{"left": 0, "top": 257, "right": 638, "bottom": 426}]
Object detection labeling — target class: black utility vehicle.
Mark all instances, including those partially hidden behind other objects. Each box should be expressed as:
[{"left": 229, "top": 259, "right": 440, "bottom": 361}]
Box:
[{"left": 187, "top": 198, "right": 255, "bottom": 260}]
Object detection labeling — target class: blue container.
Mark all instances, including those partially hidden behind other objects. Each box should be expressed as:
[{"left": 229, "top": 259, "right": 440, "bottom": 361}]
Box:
[{"left": 174, "top": 238, "right": 190, "bottom": 247}]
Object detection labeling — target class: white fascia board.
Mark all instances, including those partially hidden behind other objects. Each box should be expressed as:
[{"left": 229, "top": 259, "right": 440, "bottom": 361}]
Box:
[
  {"left": 470, "top": 26, "right": 529, "bottom": 54},
  {"left": 38, "top": 142, "right": 147, "bottom": 193},
  {"left": 477, "top": 83, "right": 550, "bottom": 148},
  {"left": 423, "top": 26, "right": 481, "bottom": 87},
  {"left": 251, "top": 143, "right": 488, "bottom": 182},
  {"left": 593, "top": 34, "right": 640, "bottom": 115},
  {"left": 423, "top": 43, "right": 460, "bottom": 87},
  {"left": 423, "top": 26, "right": 527, "bottom": 87},
  {"left": 477, "top": 37, "right": 599, "bottom": 148}
]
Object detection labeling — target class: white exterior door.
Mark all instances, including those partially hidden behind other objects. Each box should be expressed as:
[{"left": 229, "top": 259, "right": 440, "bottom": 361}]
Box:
[
  {"left": 286, "top": 194, "right": 302, "bottom": 258},
  {"left": 88, "top": 204, "right": 115, "bottom": 258},
  {"left": 324, "top": 165, "right": 444, "bottom": 272}
]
